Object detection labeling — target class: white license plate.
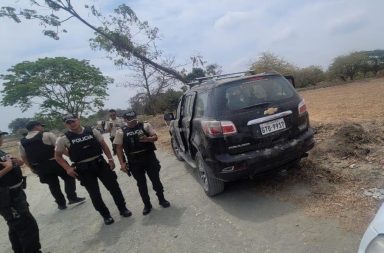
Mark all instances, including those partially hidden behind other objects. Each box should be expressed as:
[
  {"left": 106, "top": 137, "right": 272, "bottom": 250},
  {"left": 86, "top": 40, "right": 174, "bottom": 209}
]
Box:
[{"left": 260, "top": 118, "right": 286, "bottom": 135}]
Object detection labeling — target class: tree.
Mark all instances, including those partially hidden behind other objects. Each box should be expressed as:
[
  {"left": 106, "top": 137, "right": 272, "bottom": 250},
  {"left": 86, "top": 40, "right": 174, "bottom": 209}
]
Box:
[
  {"left": 8, "top": 118, "right": 32, "bottom": 134},
  {"left": 295, "top": 66, "right": 325, "bottom": 88},
  {"left": 328, "top": 52, "right": 368, "bottom": 81},
  {"left": 186, "top": 68, "right": 206, "bottom": 82},
  {"left": 0, "top": 1, "right": 187, "bottom": 83},
  {"left": 205, "top": 64, "right": 223, "bottom": 76},
  {"left": 250, "top": 52, "right": 297, "bottom": 75},
  {"left": 1, "top": 57, "right": 112, "bottom": 118},
  {"left": 184, "top": 61, "right": 223, "bottom": 83}
]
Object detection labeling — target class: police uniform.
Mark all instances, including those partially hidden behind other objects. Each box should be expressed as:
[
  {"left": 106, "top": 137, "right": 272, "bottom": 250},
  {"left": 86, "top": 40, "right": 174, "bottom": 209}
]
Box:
[
  {"left": 0, "top": 130, "right": 41, "bottom": 253},
  {"left": 55, "top": 116, "right": 131, "bottom": 225},
  {"left": 106, "top": 116, "right": 124, "bottom": 155},
  {"left": 114, "top": 111, "right": 170, "bottom": 215},
  {"left": 19, "top": 121, "right": 84, "bottom": 209}
]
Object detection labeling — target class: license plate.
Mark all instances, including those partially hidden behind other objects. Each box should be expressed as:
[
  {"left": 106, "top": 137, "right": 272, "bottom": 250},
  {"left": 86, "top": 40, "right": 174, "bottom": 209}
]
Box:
[{"left": 260, "top": 118, "right": 286, "bottom": 135}]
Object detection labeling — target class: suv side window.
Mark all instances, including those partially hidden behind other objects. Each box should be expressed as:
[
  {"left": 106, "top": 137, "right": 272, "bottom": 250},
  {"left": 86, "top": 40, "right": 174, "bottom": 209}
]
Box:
[
  {"left": 176, "top": 96, "right": 183, "bottom": 119},
  {"left": 194, "top": 92, "right": 209, "bottom": 117},
  {"left": 183, "top": 94, "right": 193, "bottom": 117}
]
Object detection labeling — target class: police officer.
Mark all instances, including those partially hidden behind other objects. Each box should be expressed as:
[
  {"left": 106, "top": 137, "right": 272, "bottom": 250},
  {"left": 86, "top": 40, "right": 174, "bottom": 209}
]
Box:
[
  {"left": 20, "top": 120, "right": 85, "bottom": 210},
  {"left": 105, "top": 109, "right": 125, "bottom": 156},
  {"left": 115, "top": 111, "right": 170, "bottom": 215},
  {"left": 55, "top": 114, "right": 131, "bottom": 225},
  {"left": 0, "top": 130, "right": 42, "bottom": 253}
]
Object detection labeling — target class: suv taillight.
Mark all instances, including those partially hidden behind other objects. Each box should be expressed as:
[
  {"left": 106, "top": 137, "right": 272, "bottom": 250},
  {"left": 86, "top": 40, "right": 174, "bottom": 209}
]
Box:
[
  {"left": 201, "top": 120, "right": 237, "bottom": 137},
  {"left": 298, "top": 99, "right": 307, "bottom": 115}
]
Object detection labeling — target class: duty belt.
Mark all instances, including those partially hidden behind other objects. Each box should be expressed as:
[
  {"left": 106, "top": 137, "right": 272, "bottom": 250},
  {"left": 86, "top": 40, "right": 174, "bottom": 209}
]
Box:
[{"left": 9, "top": 180, "right": 23, "bottom": 189}]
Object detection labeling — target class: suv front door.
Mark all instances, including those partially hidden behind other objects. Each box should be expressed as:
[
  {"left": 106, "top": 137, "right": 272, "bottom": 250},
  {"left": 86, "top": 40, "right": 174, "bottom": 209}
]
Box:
[{"left": 181, "top": 93, "right": 196, "bottom": 156}]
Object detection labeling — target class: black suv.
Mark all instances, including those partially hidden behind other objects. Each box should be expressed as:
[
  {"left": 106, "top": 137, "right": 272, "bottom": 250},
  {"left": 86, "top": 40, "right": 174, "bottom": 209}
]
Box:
[{"left": 165, "top": 72, "right": 315, "bottom": 196}]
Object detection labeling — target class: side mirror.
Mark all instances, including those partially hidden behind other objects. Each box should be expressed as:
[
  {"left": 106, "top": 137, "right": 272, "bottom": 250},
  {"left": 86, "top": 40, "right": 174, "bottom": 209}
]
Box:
[
  {"left": 163, "top": 112, "right": 175, "bottom": 122},
  {"left": 284, "top": 75, "right": 295, "bottom": 88}
]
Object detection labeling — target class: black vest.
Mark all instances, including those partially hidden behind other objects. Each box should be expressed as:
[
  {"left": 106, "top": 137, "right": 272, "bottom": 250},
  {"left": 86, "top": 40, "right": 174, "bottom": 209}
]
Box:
[
  {"left": 65, "top": 127, "right": 102, "bottom": 163},
  {"left": 20, "top": 132, "right": 55, "bottom": 165},
  {"left": 122, "top": 122, "right": 156, "bottom": 155},
  {"left": 0, "top": 150, "right": 23, "bottom": 187}
]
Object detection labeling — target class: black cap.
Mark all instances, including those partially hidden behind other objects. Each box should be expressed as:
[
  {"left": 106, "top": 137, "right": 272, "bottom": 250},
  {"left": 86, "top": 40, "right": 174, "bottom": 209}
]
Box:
[
  {"left": 123, "top": 111, "right": 137, "bottom": 120},
  {"left": 0, "top": 130, "right": 8, "bottom": 136},
  {"left": 62, "top": 114, "right": 78, "bottom": 123},
  {"left": 26, "top": 121, "right": 46, "bottom": 131}
]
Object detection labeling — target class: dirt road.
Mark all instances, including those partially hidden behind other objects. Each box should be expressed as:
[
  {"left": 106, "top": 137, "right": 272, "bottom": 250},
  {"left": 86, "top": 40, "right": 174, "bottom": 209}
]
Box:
[
  {"left": 2, "top": 78, "right": 384, "bottom": 252},
  {"left": 0, "top": 150, "right": 359, "bottom": 253}
]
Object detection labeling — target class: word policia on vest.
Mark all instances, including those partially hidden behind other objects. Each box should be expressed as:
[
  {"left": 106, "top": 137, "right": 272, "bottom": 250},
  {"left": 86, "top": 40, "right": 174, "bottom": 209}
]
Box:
[
  {"left": 70, "top": 134, "right": 94, "bottom": 144},
  {"left": 124, "top": 129, "right": 145, "bottom": 137}
]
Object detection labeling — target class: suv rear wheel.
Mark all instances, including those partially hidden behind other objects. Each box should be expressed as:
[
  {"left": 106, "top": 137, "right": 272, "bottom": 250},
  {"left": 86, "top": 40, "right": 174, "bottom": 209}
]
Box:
[
  {"left": 196, "top": 152, "right": 224, "bottom": 196},
  {"left": 171, "top": 137, "right": 184, "bottom": 161}
]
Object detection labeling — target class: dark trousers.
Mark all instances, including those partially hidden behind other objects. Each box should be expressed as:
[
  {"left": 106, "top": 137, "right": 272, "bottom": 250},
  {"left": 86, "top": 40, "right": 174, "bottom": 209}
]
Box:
[
  {"left": 36, "top": 160, "right": 77, "bottom": 206},
  {"left": 0, "top": 187, "right": 41, "bottom": 253},
  {"left": 76, "top": 157, "right": 126, "bottom": 217},
  {"left": 128, "top": 151, "right": 164, "bottom": 207},
  {"left": 110, "top": 136, "right": 116, "bottom": 155}
]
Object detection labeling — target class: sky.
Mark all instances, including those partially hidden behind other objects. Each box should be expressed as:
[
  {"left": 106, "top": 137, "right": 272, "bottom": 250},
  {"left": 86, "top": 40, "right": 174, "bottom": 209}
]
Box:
[{"left": 1, "top": 0, "right": 384, "bottom": 131}]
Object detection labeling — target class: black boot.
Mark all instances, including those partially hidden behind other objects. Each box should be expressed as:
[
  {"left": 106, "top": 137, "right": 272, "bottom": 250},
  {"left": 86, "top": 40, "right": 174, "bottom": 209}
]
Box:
[
  {"left": 157, "top": 192, "right": 170, "bottom": 208},
  {"left": 120, "top": 208, "right": 132, "bottom": 217},
  {"left": 103, "top": 216, "right": 114, "bottom": 225},
  {"left": 142, "top": 203, "right": 152, "bottom": 216}
]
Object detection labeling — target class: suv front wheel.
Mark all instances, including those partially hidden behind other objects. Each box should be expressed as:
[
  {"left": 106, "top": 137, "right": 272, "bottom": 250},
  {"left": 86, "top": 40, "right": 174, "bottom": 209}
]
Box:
[{"left": 196, "top": 152, "right": 224, "bottom": 196}]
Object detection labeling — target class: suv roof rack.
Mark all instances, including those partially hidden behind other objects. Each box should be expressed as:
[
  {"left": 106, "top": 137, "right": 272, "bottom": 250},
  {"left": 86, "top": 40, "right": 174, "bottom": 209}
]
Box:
[{"left": 187, "top": 70, "right": 257, "bottom": 86}]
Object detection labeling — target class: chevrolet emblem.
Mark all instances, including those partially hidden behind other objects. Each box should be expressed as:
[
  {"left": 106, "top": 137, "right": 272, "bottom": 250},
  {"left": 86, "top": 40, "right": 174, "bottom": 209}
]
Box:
[{"left": 264, "top": 107, "right": 278, "bottom": 115}]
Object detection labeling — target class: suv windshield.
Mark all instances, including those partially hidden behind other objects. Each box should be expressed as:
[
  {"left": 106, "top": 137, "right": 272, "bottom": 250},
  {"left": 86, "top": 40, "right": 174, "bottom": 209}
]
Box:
[{"left": 215, "top": 76, "right": 296, "bottom": 113}]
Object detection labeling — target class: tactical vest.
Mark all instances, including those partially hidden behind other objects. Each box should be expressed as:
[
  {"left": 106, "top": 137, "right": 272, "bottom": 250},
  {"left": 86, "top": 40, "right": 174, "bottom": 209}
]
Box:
[
  {"left": 65, "top": 127, "right": 102, "bottom": 163},
  {"left": 122, "top": 122, "right": 156, "bottom": 156},
  {"left": 0, "top": 150, "right": 23, "bottom": 187},
  {"left": 20, "top": 132, "right": 55, "bottom": 165}
]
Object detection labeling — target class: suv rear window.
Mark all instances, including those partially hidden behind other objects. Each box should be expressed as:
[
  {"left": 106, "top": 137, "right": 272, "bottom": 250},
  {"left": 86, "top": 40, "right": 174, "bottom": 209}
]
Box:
[{"left": 215, "top": 76, "right": 296, "bottom": 113}]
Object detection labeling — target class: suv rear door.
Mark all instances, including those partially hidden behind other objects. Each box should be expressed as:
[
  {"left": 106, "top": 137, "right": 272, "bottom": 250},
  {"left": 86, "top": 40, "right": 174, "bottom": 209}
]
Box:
[{"left": 213, "top": 75, "right": 304, "bottom": 154}]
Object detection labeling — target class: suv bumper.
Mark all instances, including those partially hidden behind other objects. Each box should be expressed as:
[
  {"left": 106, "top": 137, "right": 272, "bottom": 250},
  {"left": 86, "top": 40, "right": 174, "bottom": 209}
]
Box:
[{"left": 208, "top": 128, "right": 315, "bottom": 181}]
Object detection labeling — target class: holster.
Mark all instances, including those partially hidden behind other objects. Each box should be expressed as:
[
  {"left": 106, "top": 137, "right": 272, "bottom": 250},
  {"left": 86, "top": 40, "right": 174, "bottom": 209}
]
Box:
[{"left": 22, "top": 176, "right": 27, "bottom": 189}]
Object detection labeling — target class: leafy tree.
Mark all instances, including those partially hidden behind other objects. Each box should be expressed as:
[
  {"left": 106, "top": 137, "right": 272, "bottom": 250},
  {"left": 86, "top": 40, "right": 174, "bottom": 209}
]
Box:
[
  {"left": 153, "top": 89, "right": 183, "bottom": 113},
  {"left": 295, "top": 66, "right": 325, "bottom": 88},
  {"left": 186, "top": 68, "right": 206, "bottom": 82},
  {"left": 328, "top": 52, "right": 368, "bottom": 81},
  {"left": 129, "top": 89, "right": 182, "bottom": 114},
  {"left": 1, "top": 57, "right": 112, "bottom": 118},
  {"left": 0, "top": 1, "right": 187, "bottom": 83},
  {"left": 8, "top": 118, "right": 32, "bottom": 134},
  {"left": 250, "top": 52, "right": 297, "bottom": 75}
]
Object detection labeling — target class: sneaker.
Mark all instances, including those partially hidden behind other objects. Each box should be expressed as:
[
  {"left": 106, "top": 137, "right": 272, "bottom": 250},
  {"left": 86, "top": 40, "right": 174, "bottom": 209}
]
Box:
[
  {"left": 103, "top": 216, "right": 115, "bottom": 225},
  {"left": 68, "top": 197, "right": 86, "bottom": 205},
  {"left": 159, "top": 199, "right": 170, "bottom": 208},
  {"left": 142, "top": 204, "right": 152, "bottom": 216},
  {"left": 120, "top": 209, "right": 132, "bottom": 217},
  {"left": 58, "top": 204, "right": 67, "bottom": 210}
]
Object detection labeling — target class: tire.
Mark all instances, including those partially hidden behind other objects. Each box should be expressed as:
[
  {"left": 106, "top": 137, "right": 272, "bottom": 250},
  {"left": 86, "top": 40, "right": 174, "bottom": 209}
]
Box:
[
  {"left": 196, "top": 152, "right": 224, "bottom": 196},
  {"left": 171, "top": 137, "right": 184, "bottom": 161}
]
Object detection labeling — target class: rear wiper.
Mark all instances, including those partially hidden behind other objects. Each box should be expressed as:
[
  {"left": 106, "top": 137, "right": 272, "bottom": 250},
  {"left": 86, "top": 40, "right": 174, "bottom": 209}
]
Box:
[{"left": 238, "top": 102, "right": 271, "bottom": 110}]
